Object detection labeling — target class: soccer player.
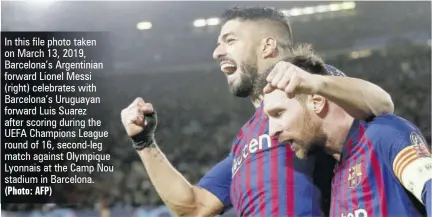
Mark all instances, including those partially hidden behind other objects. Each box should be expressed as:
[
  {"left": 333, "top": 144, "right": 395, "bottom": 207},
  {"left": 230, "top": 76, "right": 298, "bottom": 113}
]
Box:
[
  {"left": 121, "top": 7, "right": 395, "bottom": 217},
  {"left": 263, "top": 46, "right": 431, "bottom": 217}
]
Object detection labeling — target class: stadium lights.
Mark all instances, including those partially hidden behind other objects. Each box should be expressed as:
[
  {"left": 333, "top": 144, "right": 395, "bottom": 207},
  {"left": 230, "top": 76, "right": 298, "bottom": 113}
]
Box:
[
  {"left": 282, "top": 1, "right": 356, "bottom": 17},
  {"left": 136, "top": 21, "right": 152, "bottom": 30},
  {"left": 315, "top": 5, "right": 331, "bottom": 13},
  {"left": 193, "top": 18, "right": 221, "bottom": 27},
  {"left": 289, "top": 8, "right": 303, "bottom": 17},
  {"left": 192, "top": 1, "right": 356, "bottom": 27},
  {"left": 206, "top": 18, "right": 220, "bottom": 26},
  {"left": 341, "top": 2, "right": 356, "bottom": 10},
  {"left": 193, "top": 19, "right": 207, "bottom": 27},
  {"left": 302, "top": 7, "right": 315, "bottom": 15},
  {"left": 350, "top": 49, "right": 371, "bottom": 59},
  {"left": 329, "top": 3, "right": 342, "bottom": 12}
]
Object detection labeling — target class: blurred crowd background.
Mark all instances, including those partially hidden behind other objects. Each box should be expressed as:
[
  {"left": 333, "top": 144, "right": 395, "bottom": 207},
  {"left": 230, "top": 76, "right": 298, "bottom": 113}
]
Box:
[{"left": 1, "top": 1, "right": 431, "bottom": 217}]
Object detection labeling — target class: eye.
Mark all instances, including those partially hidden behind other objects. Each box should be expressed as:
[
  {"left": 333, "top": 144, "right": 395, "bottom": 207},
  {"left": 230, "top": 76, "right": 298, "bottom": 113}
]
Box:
[
  {"left": 269, "top": 110, "right": 284, "bottom": 119},
  {"left": 275, "top": 111, "right": 284, "bottom": 118},
  {"left": 226, "top": 38, "right": 235, "bottom": 44}
]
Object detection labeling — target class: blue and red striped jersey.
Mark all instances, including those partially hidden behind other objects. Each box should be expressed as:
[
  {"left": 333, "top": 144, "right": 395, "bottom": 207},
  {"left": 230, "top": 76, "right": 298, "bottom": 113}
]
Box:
[
  {"left": 330, "top": 114, "right": 431, "bottom": 217},
  {"left": 198, "top": 104, "right": 323, "bottom": 217}
]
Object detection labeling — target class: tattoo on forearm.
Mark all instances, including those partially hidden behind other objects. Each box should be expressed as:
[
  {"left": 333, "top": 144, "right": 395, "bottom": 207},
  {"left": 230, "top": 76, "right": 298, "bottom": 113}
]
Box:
[{"left": 148, "top": 143, "right": 166, "bottom": 162}]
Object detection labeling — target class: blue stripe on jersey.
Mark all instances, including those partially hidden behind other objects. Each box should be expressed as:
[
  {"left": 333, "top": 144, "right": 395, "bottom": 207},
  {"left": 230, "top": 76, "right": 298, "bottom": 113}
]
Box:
[
  {"left": 251, "top": 114, "right": 263, "bottom": 216},
  {"left": 262, "top": 147, "right": 272, "bottom": 215},
  {"left": 233, "top": 135, "right": 243, "bottom": 211},
  {"left": 238, "top": 148, "right": 246, "bottom": 214},
  {"left": 278, "top": 147, "right": 288, "bottom": 216},
  {"left": 292, "top": 157, "right": 321, "bottom": 216},
  {"left": 255, "top": 117, "right": 266, "bottom": 216},
  {"left": 243, "top": 145, "right": 252, "bottom": 215}
]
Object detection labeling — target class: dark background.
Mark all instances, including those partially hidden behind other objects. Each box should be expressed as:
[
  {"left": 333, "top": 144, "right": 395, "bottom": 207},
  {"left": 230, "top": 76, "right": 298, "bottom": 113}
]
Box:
[{"left": 1, "top": 1, "right": 431, "bottom": 217}]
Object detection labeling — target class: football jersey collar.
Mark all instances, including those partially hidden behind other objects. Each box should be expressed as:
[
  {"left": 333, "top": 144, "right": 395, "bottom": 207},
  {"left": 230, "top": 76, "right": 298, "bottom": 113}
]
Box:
[{"left": 340, "top": 119, "right": 360, "bottom": 163}]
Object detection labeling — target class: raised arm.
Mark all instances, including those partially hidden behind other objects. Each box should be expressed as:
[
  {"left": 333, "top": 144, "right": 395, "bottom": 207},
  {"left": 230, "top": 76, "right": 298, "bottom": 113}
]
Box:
[
  {"left": 263, "top": 61, "right": 394, "bottom": 120},
  {"left": 136, "top": 145, "right": 226, "bottom": 217},
  {"left": 315, "top": 75, "right": 394, "bottom": 120},
  {"left": 121, "top": 98, "right": 230, "bottom": 217}
]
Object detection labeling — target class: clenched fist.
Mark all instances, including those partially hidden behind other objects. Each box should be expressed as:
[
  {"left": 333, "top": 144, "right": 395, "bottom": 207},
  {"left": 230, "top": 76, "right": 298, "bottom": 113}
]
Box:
[
  {"left": 121, "top": 97, "right": 158, "bottom": 150},
  {"left": 263, "top": 61, "right": 323, "bottom": 98}
]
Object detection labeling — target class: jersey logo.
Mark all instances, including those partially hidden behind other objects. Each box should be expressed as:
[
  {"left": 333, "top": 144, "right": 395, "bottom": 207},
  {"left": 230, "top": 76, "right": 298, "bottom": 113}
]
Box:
[
  {"left": 341, "top": 209, "right": 367, "bottom": 217},
  {"left": 347, "top": 163, "right": 363, "bottom": 189},
  {"left": 231, "top": 134, "right": 273, "bottom": 177},
  {"left": 410, "top": 132, "right": 431, "bottom": 157}
]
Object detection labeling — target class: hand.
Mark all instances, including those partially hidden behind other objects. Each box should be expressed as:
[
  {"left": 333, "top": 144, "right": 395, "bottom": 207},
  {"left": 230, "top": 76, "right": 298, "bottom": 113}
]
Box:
[
  {"left": 263, "top": 61, "right": 322, "bottom": 98},
  {"left": 121, "top": 97, "right": 158, "bottom": 150}
]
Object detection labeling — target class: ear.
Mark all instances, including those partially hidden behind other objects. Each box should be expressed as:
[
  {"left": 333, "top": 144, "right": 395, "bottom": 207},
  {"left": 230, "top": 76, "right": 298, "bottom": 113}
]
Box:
[
  {"left": 305, "top": 94, "right": 328, "bottom": 116},
  {"left": 260, "top": 37, "right": 278, "bottom": 58}
]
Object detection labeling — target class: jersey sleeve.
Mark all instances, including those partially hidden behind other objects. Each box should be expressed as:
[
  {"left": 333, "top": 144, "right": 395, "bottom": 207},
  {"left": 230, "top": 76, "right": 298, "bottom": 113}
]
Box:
[
  {"left": 370, "top": 115, "right": 432, "bottom": 205},
  {"left": 196, "top": 153, "right": 233, "bottom": 211}
]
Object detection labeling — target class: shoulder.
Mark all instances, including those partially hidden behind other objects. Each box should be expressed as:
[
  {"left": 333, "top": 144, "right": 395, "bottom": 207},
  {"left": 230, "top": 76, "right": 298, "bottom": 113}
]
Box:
[
  {"left": 363, "top": 114, "right": 419, "bottom": 140},
  {"left": 235, "top": 106, "right": 269, "bottom": 138},
  {"left": 362, "top": 114, "right": 429, "bottom": 157}
]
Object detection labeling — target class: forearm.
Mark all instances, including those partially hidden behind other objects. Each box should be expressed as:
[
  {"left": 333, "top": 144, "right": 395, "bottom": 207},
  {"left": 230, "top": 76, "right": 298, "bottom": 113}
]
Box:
[
  {"left": 315, "top": 75, "right": 394, "bottom": 120},
  {"left": 136, "top": 143, "right": 197, "bottom": 215}
]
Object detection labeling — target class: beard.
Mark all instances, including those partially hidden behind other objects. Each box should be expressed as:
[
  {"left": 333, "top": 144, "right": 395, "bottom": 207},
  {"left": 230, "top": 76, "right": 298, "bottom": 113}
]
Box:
[
  {"left": 294, "top": 136, "right": 327, "bottom": 159},
  {"left": 288, "top": 110, "right": 327, "bottom": 159},
  {"left": 229, "top": 56, "right": 259, "bottom": 98}
]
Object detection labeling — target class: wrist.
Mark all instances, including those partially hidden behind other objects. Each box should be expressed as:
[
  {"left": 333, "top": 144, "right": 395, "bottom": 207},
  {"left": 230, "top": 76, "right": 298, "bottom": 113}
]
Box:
[
  {"left": 131, "top": 133, "right": 156, "bottom": 150},
  {"left": 312, "top": 74, "right": 328, "bottom": 95}
]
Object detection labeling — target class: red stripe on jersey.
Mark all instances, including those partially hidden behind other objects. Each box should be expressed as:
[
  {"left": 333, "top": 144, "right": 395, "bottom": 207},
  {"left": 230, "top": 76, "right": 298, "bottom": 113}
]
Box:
[
  {"left": 358, "top": 126, "right": 374, "bottom": 217},
  {"left": 366, "top": 138, "right": 388, "bottom": 217},
  {"left": 330, "top": 164, "right": 341, "bottom": 216},
  {"left": 229, "top": 185, "right": 237, "bottom": 211},
  {"left": 243, "top": 119, "right": 261, "bottom": 215},
  {"left": 233, "top": 136, "right": 243, "bottom": 210},
  {"left": 257, "top": 119, "right": 266, "bottom": 217},
  {"left": 285, "top": 147, "right": 295, "bottom": 216},
  {"left": 270, "top": 137, "right": 280, "bottom": 216},
  {"left": 244, "top": 151, "right": 255, "bottom": 215},
  {"left": 359, "top": 147, "right": 374, "bottom": 217},
  {"left": 338, "top": 168, "right": 345, "bottom": 217},
  {"left": 343, "top": 139, "right": 353, "bottom": 212},
  {"left": 346, "top": 138, "right": 353, "bottom": 155},
  {"left": 234, "top": 165, "right": 242, "bottom": 209},
  {"left": 347, "top": 136, "right": 363, "bottom": 212}
]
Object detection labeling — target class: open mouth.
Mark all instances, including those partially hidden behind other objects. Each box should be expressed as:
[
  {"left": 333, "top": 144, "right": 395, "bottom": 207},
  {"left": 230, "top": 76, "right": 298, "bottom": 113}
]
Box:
[{"left": 220, "top": 61, "right": 237, "bottom": 75}]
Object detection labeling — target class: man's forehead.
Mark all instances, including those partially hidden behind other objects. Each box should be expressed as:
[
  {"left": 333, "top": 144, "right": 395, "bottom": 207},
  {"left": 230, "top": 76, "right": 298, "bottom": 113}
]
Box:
[
  {"left": 219, "top": 19, "right": 256, "bottom": 36},
  {"left": 264, "top": 91, "right": 287, "bottom": 109}
]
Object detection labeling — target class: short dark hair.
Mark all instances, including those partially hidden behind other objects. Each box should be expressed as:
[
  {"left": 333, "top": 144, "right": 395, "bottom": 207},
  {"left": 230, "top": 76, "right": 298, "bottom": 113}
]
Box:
[
  {"left": 221, "top": 6, "right": 293, "bottom": 45},
  {"left": 282, "top": 44, "right": 328, "bottom": 76}
]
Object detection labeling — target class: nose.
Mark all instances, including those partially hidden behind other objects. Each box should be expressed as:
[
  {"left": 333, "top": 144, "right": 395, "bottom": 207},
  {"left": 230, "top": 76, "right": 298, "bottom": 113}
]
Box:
[
  {"left": 268, "top": 119, "right": 282, "bottom": 137},
  {"left": 213, "top": 43, "right": 226, "bottom": 60}
]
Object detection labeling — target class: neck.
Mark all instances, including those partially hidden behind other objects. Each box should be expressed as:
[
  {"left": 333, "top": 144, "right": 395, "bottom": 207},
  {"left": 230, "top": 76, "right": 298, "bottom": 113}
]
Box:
[
  {"left": 250, "top": 55, "right": 284, "bottom": 108},
  {"left": 322, "top": 107, "right": 354, "bottom": 162}
]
